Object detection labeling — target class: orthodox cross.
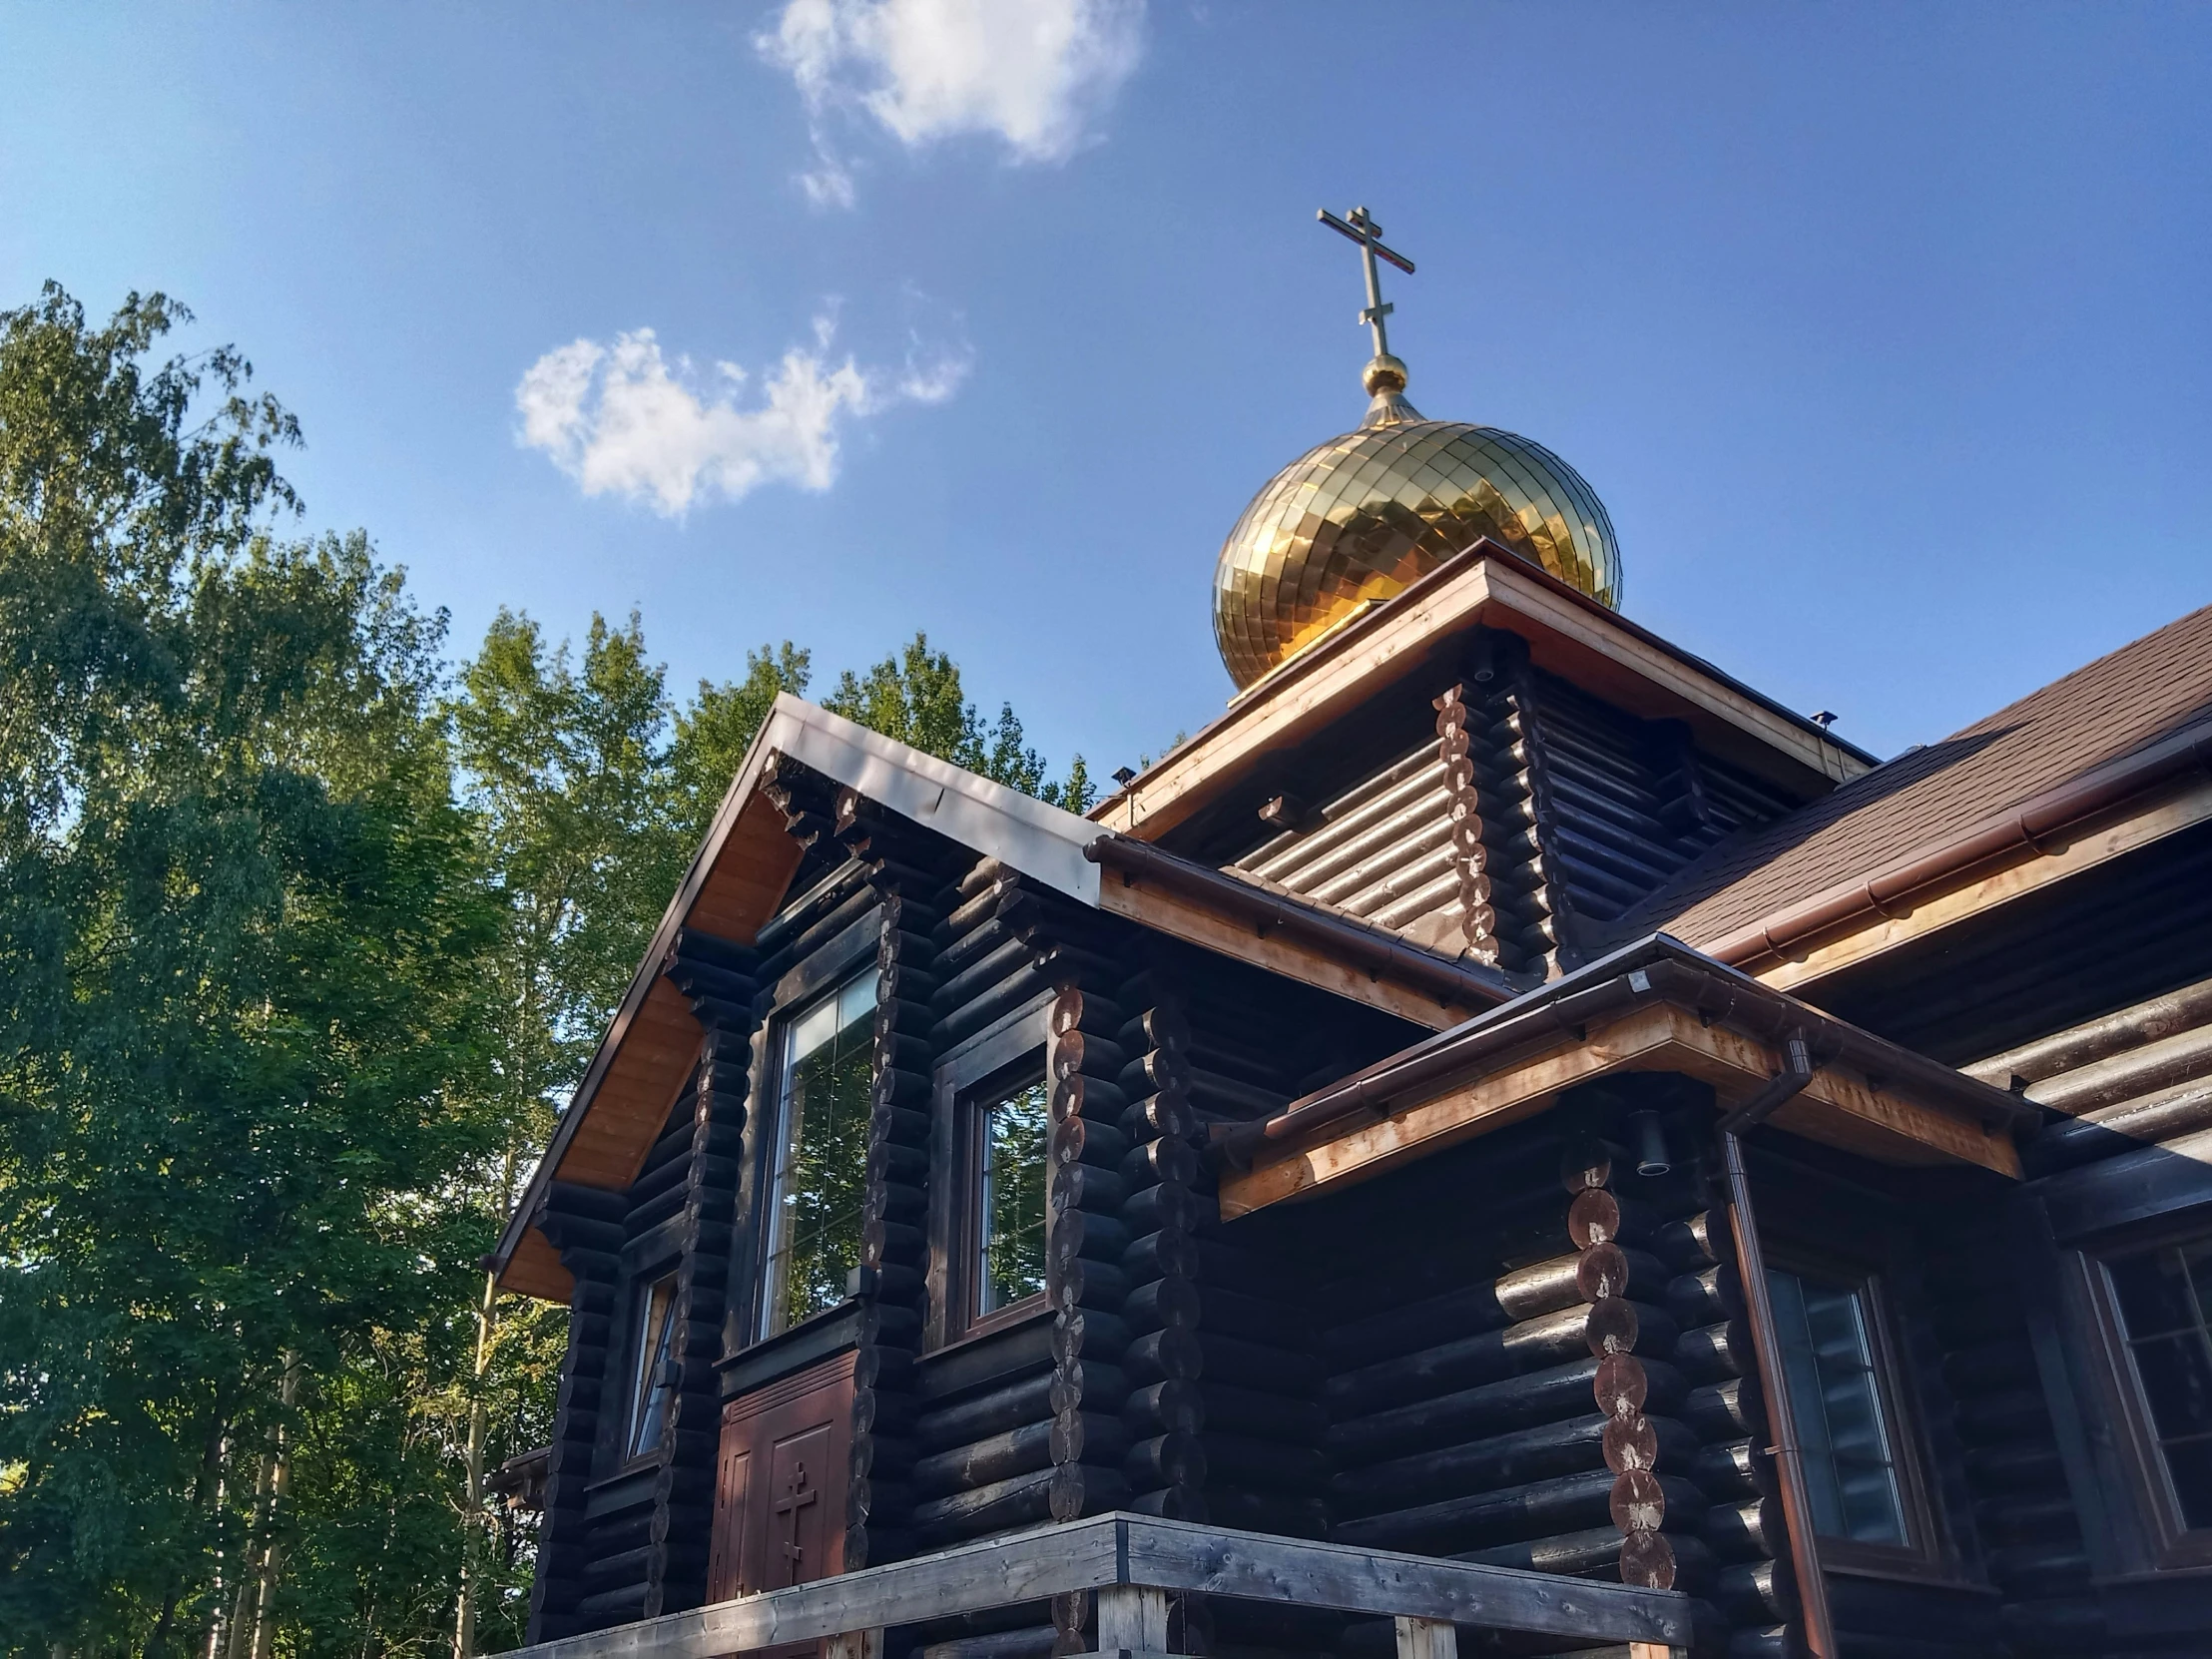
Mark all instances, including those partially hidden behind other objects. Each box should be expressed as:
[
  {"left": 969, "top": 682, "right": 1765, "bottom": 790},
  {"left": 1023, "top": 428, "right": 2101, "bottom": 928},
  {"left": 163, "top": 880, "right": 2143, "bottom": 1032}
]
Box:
[
  {"left": 774, "top": 1459, "right": 818, "bottom": 1584},
  {"left": 1319, "top": 205, "right": 1416, "bottom": 359}
]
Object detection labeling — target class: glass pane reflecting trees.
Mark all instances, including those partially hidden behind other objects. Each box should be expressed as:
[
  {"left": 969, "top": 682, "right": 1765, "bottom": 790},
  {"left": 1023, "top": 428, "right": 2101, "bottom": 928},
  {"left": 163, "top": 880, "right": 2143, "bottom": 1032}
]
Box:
[
  {"left": 978, "top": 1079, "right": 1048, "bottom": 1315},
  {"left": 763, "top": 971, "right": 878, "bottom": 1337}
]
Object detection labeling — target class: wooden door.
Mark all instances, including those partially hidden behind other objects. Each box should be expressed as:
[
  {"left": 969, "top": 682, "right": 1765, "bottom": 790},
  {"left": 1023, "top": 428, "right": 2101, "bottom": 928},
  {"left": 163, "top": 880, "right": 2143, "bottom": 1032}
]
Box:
[{"left": 706, "top": 1352, "right": 857, "bottom": 1610}]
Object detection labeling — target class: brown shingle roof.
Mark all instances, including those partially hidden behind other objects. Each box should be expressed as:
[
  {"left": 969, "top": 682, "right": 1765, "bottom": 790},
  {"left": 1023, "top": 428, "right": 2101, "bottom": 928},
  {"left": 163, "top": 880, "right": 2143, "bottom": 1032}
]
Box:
[{"left": 1617, "top": 604, "right": 2212, "bottom": 950}]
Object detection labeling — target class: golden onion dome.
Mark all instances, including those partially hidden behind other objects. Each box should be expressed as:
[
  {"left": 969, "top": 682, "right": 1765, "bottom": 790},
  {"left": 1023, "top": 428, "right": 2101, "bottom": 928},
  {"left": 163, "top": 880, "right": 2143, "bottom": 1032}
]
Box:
[{"left": 1212, "top": 354, "right": 1622, "bottom": 691}]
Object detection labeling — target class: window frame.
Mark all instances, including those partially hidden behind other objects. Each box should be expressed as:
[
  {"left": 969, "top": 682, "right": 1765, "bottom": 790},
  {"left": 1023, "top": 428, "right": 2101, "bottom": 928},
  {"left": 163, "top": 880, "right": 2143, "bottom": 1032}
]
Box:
[
  {"left": 926, "top": 994, "right": 1057, "bottom": 1351},
  {"left": 2081, "top": 1214, "right": 2212, "bottom": 1570},
  {"left": 624, "top": 1271, "right": 681, "bottom": 1464},
  {"left": 1765, "top": 1240, "right": 1950, "bottom": 1580},
  {"left": 752, "top": 938, "right": 882, "bottom": 1346}
]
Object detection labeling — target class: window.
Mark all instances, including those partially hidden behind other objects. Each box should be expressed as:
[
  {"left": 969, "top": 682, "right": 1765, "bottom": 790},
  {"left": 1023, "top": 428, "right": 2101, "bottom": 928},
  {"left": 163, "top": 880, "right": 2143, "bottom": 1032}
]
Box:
[
  {"left": 2102, "top": 1236, "right": 2212, "bottom": 1532},
  {"left": 975, "top": 1074, "right": 1049, "bottom": 1318},
  {"left": 1768, "top": 1264, "right": 1914, "bottom": 1549},
  {"left": 628, "top": 1275, "right": 678, "bottom": 1459},
  {"left": 761, "top": 970, "right": 878, "bottom": 1339}
]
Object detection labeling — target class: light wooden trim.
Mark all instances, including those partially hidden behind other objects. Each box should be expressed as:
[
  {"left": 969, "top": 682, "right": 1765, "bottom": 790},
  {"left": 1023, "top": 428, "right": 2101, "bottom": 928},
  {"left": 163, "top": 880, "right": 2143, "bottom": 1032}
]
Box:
[
  {"left": 496, "top": 1512, "right": 1689, "bottom": 1659},
  {"left": 1220, "top": 1001, "right": 2019, "bottom": 1218},
  {"left": 1096, "top": 873, "right": 1478, "bottom": 1031},
  {"left": 1740, "top": 778, "right": 2212, "bottom": 994},
  {"left": 1395, "top": 1615, "right": 1456, "bottom": 1659},
  {"left": 1091, "top": 552, "right": 1866, "bottom": 842}
]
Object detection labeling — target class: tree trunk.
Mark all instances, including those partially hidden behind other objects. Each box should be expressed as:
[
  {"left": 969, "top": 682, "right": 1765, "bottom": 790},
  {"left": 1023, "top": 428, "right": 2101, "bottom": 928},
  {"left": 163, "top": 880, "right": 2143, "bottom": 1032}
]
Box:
[
  {"left": 246, "top": 1357, "right": 302, "bottom": 1659},
  {"left": 452, "top": 1266, "right": 502, "bottom": 1659}
]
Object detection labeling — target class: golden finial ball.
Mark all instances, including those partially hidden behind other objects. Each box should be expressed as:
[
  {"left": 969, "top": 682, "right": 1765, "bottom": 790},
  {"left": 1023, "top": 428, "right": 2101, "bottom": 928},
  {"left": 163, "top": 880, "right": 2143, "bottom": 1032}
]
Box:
[{"left": 1212, "top": 414, "right": 1623, "bottom": 690}]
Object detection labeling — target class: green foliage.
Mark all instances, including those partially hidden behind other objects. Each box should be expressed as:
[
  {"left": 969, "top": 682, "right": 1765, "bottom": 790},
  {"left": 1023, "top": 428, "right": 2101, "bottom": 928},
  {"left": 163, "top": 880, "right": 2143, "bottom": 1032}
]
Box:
[
  {"left": 0, "top": 285, "right": 1099, "bottom": 1659},
  {"left": 825, "top": 632, "right": 1093, "bottom": 811}
]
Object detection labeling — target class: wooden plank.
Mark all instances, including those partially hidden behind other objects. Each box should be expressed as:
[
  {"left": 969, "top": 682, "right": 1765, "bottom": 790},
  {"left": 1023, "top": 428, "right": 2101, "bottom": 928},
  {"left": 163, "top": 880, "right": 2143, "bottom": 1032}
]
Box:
[
  {"left": 494, "top": 1514, "right": 1690, "bottom": 1659},
  {"left": 1220, "top": 1003, "right": 2018, "bottom": 1218},
  {"left": 1096, "top": 1586, "right": 1169, "bottom": 1656},
  {"left": 500, "top": 1227, "right": 573, "bottom": 1303},
  {"left": 1394, "top": 1616, "right": 1456, "bottom": 1659},
  {"left": 1742, "top": 779, "right": 2212, "bottom": 994},
  {"left": 1097, "top": 875, "right": 1475, "bottom": 1032},
  {"left": 824, "top": 1631, "right": 882, "bottom": 1659},
  {"left": 1115, "top": 1514, "right": 1691, "bottom": 1645}
]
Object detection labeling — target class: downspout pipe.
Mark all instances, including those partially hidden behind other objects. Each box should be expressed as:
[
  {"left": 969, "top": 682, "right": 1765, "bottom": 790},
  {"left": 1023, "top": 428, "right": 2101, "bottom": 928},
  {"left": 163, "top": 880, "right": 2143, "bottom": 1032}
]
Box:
[{"left": 1719, "top": 1060, "right": 1840, "bottom": 1659}]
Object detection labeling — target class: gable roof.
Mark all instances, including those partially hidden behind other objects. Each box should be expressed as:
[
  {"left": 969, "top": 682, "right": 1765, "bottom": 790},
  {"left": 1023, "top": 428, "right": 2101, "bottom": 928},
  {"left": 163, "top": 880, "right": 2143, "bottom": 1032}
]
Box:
[
  {"left": 1617, "top": 605, "right": 2212, "bottom": 963},
  {"left": 489, "top": 695, "right": 1507, "bottom": 1301}
]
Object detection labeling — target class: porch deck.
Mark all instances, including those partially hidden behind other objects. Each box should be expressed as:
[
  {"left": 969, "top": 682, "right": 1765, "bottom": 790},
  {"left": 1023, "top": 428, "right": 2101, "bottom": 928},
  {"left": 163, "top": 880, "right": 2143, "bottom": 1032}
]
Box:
[{"left": 497, "top": 1512, "right": 1690, "bottom": 1659}]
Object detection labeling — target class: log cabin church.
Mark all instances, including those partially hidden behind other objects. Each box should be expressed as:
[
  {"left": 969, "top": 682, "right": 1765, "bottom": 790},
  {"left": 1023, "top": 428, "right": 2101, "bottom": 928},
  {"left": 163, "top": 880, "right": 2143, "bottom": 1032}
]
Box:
[{"left": 488, "top": 208, "right": 2212, "bottom": 1659}]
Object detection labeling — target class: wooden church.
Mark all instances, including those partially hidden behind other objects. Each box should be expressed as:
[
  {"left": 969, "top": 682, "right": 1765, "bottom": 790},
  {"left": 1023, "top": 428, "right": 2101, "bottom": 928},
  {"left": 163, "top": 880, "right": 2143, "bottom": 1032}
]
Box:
[{"left": 487, "top": 209, "right": 2212, "bottom": 1659}]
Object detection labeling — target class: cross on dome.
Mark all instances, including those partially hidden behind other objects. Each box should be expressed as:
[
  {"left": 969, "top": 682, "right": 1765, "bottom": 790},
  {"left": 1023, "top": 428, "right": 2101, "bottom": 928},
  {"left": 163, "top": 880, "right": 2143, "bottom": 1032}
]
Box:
[{"left": 1319, "top": 205, "right": 1414, "bottom": 358}]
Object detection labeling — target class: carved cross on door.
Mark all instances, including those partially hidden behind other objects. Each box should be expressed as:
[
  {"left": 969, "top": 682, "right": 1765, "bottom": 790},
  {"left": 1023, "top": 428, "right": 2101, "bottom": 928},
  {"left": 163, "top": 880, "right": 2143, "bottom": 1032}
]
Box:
[{"left": 772, "top": 1459, "right": 819, "bottom": 1584}]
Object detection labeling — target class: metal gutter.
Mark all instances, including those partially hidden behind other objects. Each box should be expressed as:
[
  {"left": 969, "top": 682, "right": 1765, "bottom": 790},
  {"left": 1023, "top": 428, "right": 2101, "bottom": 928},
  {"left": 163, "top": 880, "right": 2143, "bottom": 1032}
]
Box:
[
  {"left": 1708, "top": 715, "right": 2212, "bottom": 970},
  {"left": 1216, "top": 934, "right": 2035, "bottom": 1167},
  {"left": 1084, "top": 833, "right": 1520, "bottom": 1012}
]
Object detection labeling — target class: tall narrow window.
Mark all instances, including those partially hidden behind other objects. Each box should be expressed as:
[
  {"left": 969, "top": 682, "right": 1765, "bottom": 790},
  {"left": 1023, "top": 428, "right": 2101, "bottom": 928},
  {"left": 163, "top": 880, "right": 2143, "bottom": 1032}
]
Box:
[
  {"left": 761, "top": 970, "right": 878, "bottom": 1339},
  {"left": 976, "top": 1075, "right": 1049, "bottom": 1318},
  {"left": 2104, "top": 1237, "right": 2212, "bottom": 1529},
  {"left": 628, "top": 1275, "right": 678, "bottom": 1458},
  {"left": 1768, "top": 1265, "right": 1911, "bottom": 1546}
]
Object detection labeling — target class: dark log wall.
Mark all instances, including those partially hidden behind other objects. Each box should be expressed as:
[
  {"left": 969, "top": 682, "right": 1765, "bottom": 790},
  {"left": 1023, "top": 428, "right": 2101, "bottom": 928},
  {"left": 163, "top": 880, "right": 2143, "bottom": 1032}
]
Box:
[
  {"left": 1228, "top": 630, "right": 1796, "bottom": 978},
  {"left": 1806, "top": 827, "right": 2212, "bottom": 1655},
  {"left": 1298, "top": 1091, "right": 1812, "bottom": 1659}
]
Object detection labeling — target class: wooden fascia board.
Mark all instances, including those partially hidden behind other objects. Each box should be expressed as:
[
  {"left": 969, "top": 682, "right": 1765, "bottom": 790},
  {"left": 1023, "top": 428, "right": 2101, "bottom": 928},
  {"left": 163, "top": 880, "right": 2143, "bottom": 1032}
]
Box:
[
  {"left": 1091, "top": 551, "right": 1867, "bottom": 843},
  {"left": 1096, "top": 872, "right": 1481, "bottom": 1031},
  {"left": 1736, "top": 777, "right": 2212, "bottom": 995},
  {"left": 1220, "top": 1000, "right": 2019, "bottom": 1218}
]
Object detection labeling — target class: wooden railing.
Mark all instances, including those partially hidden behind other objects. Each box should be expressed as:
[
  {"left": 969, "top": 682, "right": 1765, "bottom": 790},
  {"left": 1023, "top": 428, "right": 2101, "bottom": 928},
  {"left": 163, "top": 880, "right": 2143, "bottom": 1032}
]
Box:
[{"left": 499, "top": 1513, "right": 1690, "bottom": 1659}]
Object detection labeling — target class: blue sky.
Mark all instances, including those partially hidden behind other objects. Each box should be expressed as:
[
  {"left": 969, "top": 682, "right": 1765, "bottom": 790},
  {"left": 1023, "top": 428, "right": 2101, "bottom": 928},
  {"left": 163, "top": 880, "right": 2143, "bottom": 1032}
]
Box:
[{"left": 3, "top": 3, "right": 2207, "bottom": 778}]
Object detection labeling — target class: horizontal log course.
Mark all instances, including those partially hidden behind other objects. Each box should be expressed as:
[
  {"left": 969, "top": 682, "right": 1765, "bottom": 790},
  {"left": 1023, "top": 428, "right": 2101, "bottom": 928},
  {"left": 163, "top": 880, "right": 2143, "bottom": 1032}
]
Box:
[
  {"left": 1123, "top": 1277, "right": 1202, "bottom": 1333},
  {"left": 1123, "top": 1182, "right": 1210, "bottom": 1238},
  {"left": 1333, "top": 1467, "right": 1705, "bottom": 1555},
  {"left": 1051, "top": 1211, "right": 1133, "bottom": 1268},
  {"left": 1121, "top": 1136, "right": 1197, "bottom": 1189},
  {"left": 1196, "top": 1487, "right": 1326, "bottom": 1539},
  {"left": 1051, "top": 1256, "right": 1130, "bottom": 1313},
  {"left": 1120, "top": 1093, "right": 1195, "bottom": 1144},
  {"left": 1333, "top": 1415, "right": 1698, "bottom": 1519},
  {"left": 1689, "top": 1439, "right": 1777, "bottom": 1501},
  {"left": 1327, "top": 1358, "right": 1689, "bottom": 1464},
  {"left": 1681, "top": 1378, "right": 1766, "bottom": 1442},
  {"left": 917, "top": 1626, "right": 1057, "bottom": 1659},
  {"left": 1123, "top": 1431, "right": 1207, "bottom": 1489},
  {"left": 1701, "top": 1496, "right": 1785, "bottom": 1563},
  {"left": 1672, "top": 1320, "right": 1756, "bottom": 1385},
  {"left": 1123, "top": 1229, "right": 1200, "bottom": 1284},
  {"left": 1198, "top": 1380, "right": 1326, "bottom": 1446},
  {"left": 910, "top": 1422, "right": 1056, "bottom": 1497},
  {"left": 1714, "top": 1558, "right": 1796, "bottom": 1624},
  {"left": 1939, "top": 1335, "right": 2037, "bottom": 1396},
  {"left": 1049, "top": 1359, "right": 1127, "bottom": 1414},
  {"left": 1458, "top": 1524, "right": 1714, "bottom": 1585},
  {"left": 1190, "top": 1283, "right": 1312, "bottom": 1348},
  {"left": 1196, "top": 1330, "right": 1322, "bottom": 1395},
  {"left": 1053, "top": 1310, "right": 1131, "bottom": 1364},
  {"left": 1201, "top": 1429, "right": 1327, "bottom": 1491},
  {"left": 1328, "top": 1304, "right": 1679, "bottom": 1416},
  {"left": 916, "top": 1318, "right": 1056, "bottom": 1401},
  {"left": 1051, "top": 1410, "right": 1131, "bottom": 1467},
  {"left": 1124, "top": 1379, "right": 1205, "bottom": 1436}
]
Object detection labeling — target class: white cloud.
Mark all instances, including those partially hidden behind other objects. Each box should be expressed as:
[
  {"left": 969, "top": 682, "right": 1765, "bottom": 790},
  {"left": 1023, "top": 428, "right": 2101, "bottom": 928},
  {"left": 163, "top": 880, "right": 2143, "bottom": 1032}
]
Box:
[
  {"left": 515, "top": 319, "right": 967, "bottom": 517},
  {"left": 760, "top": 0, "right": 1144, "bottom": 189}
]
